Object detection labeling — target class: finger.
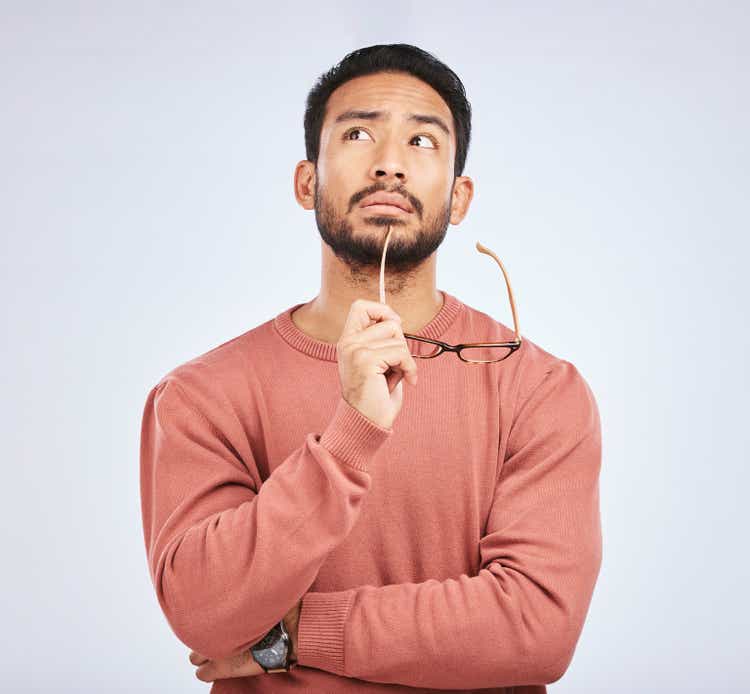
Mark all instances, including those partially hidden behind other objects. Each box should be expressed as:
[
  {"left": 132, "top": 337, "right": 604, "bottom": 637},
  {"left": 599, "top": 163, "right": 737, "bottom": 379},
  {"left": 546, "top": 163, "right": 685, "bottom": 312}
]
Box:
[
  {"left": 189, "top": 651, "right": 209, "bottom": 666},
  {"left": 194, "top": 650, "right": 266, "bottom": 682},
  {"left": 389, "top": 376, "right": 404, "bottom": 401},
  {"left": 195, "top": 662, "right": 216, "bottom": 682},
  {"left": 385, "top": 366, "right": 404, "bottom": 393},
  {"left": 362, "top": 337, "right": 412, "bottom": 353},
  {"left": 340, "top": 299, "right": 402, "bottom": 339},
  {"left": 346, "top": 319, "right": 406, "bottom": 345},
  {"left": 371, "top": 345, "right": 418, "bottom": 384},
  {"left": 369, "top": 340, "right": 413, "bottom": 390}
]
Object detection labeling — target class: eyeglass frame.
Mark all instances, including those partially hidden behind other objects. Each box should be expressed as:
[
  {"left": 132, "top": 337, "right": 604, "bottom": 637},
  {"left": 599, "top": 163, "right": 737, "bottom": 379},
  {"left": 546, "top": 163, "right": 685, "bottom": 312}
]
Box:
[{"left": 401, "top": 242, "right": 523, "bottom": 364}]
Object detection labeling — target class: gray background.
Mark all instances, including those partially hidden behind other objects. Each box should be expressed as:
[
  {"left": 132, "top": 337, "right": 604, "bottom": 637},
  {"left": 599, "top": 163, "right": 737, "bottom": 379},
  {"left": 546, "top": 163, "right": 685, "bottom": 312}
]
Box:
[{"left": 1, "top": 2, "right": 747, "bottom": 691}]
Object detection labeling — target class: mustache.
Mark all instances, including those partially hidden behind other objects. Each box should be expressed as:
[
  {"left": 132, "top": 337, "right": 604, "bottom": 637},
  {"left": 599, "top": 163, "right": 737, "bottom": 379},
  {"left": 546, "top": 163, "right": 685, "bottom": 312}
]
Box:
[{"left": 349, "top": 184, "right": 422, "bottom": 217}]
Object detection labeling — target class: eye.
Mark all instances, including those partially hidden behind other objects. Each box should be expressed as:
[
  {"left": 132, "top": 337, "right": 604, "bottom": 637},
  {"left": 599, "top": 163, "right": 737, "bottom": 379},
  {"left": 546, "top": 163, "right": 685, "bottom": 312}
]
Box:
[
  {"left": 342, "top": 127, "right": 438, "bottom": 149},
  {"left": 410, "top": 134, "right": 437, "bottom": 149},
  {"left": 343, "top": 127, "right": 372, "bottom": 141}
]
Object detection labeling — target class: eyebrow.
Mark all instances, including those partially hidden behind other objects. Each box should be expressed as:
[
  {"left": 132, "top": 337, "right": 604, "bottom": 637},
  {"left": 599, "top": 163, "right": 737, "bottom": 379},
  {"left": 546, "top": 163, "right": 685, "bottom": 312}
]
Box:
[{"left": 333, "top": 109, "right": 451, "bottom": 137}]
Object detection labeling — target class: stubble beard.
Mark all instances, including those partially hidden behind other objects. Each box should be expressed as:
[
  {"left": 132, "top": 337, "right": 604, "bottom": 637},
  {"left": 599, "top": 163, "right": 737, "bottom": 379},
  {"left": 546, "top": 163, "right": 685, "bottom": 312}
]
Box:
[{"left": 313, "top": 179, "right": 452, "bottom": 285}]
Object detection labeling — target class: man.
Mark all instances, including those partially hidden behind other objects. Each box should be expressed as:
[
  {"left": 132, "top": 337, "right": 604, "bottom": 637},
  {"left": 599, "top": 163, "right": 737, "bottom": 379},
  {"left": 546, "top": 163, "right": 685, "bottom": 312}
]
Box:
[{"left": 140, "top": 44, "right": 602, "bottom": 693}]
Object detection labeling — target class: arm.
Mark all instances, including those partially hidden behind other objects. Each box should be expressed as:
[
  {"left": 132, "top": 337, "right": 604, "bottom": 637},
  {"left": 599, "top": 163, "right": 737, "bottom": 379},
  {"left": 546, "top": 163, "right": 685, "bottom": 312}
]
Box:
[
  {"left": 139, "top": 374, "right": 392, "bottom": 660},
  {"left": 295, "top": 358, "right": 603, "bottom": 689}
]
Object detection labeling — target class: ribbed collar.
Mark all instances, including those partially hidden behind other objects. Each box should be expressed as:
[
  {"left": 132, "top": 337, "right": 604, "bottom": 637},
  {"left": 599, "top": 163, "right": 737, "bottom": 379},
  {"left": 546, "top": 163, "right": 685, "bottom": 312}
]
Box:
[{"left": 273, "top": 290, "right": 465, "bottom": 362}]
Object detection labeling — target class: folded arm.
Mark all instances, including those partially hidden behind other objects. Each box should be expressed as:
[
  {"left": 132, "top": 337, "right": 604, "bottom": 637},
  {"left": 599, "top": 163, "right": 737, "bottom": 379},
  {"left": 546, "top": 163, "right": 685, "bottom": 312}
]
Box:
[
  {"left": 140, "top": 374, "right": 392, "bottom": 660},
  {"left": 296, "top": 359, "right": 603, "bottom": 689}
]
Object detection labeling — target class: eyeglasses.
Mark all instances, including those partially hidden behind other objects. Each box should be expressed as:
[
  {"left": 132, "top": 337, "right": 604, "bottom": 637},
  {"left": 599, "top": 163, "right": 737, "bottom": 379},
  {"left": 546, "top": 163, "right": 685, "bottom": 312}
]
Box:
[{"left": 380, "top": 233, "right": 523, "bottom": 365}]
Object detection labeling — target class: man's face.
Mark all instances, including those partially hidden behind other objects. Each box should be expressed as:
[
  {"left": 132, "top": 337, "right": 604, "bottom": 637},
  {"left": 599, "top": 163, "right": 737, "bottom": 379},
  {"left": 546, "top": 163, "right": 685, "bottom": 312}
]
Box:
[{"left": 312, "top": 71, "right": 458, "bottom": 275}]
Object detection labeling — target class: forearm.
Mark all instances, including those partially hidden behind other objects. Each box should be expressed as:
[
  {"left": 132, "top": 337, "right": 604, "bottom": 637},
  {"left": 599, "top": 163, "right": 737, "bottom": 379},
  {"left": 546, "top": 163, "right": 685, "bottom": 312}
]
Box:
[
  {"left": 296, "top": 559, "right": 598, "bottom": 689},
  {"left": 142, "top": 385, "right": 392, "bottom": 660}
]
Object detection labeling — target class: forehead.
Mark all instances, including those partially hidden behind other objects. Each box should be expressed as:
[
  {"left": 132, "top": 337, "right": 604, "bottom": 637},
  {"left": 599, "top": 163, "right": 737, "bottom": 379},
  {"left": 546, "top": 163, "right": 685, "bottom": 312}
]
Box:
[{"left": 323, "top": 71, "right": 453, "bottom": 134}]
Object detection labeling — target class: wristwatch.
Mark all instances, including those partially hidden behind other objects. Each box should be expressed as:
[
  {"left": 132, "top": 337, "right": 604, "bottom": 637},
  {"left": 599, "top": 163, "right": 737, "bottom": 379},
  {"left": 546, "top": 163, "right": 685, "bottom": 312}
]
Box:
[{"left": 250, "top": 619, "right": 298, "bottom": 673}]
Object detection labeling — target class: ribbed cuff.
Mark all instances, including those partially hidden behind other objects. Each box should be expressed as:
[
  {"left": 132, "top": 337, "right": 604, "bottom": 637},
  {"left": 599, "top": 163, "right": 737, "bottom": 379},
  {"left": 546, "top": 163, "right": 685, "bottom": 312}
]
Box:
[
  {"left": 296, "top": 590, "right": 355, "bottom": 676},
  {"left": 317, "top": 397, "right": 393, "bottom": 472}
]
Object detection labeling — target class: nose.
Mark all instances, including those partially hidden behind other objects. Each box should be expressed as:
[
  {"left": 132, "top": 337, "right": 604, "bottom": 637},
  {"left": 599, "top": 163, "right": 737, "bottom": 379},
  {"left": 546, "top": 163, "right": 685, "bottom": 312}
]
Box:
[{"left": 368, "top": 138, "right": 407, "bottom": 184}]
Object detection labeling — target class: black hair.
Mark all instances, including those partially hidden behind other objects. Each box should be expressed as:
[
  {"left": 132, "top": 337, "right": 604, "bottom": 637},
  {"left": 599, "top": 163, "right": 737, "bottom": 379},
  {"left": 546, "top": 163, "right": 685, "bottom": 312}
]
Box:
[{"left": 304, "top": 44, "right": 472, "bottom": 178}]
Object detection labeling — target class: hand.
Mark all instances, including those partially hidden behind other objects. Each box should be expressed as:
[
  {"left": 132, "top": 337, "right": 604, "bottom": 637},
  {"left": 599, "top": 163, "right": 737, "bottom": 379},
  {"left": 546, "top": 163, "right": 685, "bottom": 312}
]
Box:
[
  {"left": 189, "top": 645, "right": 263, "bottom": 682},
  {"left": 337, "top": 298, "right": 418, "bottom": 430},
  {"left": 188, "top": 600, "right": 302, "bottom": 682}
]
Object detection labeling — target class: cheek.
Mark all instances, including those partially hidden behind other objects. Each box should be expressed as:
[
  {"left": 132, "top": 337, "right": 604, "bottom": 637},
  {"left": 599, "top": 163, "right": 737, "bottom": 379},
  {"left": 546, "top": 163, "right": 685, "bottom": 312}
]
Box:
[
  {"left": 422, "top": 178, "right": 452, "bottom": 207},
  {"left": 327, "top": 147, "right": 368, "bottom": 180},
  {"left": 315, "top": 174, "right": 349, "bottom": 213}
]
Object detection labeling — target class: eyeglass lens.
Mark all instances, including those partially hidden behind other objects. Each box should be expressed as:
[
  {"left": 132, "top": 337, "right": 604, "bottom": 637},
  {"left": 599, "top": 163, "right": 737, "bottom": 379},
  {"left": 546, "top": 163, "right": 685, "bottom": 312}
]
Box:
[{"left": 404, "top": 338, "right": 513, "bottom": 363}]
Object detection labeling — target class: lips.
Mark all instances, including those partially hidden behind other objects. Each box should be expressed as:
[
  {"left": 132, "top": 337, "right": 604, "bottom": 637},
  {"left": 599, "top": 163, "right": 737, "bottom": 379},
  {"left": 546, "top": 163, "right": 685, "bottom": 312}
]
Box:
[{"left": 360, "top": 192, "right": 413, "bottom": 213}]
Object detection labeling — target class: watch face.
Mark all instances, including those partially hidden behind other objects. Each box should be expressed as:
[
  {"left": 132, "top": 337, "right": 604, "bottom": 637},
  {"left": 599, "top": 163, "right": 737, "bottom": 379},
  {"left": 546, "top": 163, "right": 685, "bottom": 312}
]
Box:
[
  {"left": 253, "top": 624, "right": 283, "bottom": 650},
  {"left": 251, "top": 624, "right": 289, "bottom": 668}
]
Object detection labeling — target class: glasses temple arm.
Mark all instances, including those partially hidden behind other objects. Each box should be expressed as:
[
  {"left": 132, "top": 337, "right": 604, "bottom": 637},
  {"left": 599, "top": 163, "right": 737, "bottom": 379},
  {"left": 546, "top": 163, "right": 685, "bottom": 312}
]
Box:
[{"left": 475, "top": 241, "right": 521, "bottom": 341}]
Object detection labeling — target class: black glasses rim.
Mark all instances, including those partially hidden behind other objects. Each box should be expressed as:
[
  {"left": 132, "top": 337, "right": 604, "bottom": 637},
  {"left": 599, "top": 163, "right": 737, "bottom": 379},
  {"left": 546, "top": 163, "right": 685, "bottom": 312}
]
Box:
[{"left": 404, "top": 336, "right": 523, "bottom": 362}]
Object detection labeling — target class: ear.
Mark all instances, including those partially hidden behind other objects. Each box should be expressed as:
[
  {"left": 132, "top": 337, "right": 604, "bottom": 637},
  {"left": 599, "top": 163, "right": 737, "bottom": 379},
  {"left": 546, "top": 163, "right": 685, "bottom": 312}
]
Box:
[
  {"left": 449, "top": 175, "right": 474, "bottom": 224},
  {"left": 294, "top": 160, "right": 316, "bottom": 210}
]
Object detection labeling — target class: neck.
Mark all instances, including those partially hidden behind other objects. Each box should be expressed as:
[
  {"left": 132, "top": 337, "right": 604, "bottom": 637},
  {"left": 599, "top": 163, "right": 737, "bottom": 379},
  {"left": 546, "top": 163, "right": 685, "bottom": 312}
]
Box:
[{"left": 291, "top": 240, "right": 444, "bottom": 344}]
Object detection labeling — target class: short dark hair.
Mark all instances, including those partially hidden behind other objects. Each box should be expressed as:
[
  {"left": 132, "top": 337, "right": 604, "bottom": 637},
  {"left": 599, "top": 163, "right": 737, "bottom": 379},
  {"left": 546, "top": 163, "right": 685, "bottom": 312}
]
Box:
[{"left": 304, "top": 44, "right": 472, "bottom": 178}]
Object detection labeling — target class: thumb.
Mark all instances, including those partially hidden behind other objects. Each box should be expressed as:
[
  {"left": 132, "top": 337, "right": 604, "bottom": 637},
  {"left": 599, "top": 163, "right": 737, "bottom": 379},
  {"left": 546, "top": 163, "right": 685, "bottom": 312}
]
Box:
[
  {"left": 384, "top": 368, "right": 402, "bottom": 393},
  {"left": 388, "top": 378, "right": 403, "bottom": 409}
]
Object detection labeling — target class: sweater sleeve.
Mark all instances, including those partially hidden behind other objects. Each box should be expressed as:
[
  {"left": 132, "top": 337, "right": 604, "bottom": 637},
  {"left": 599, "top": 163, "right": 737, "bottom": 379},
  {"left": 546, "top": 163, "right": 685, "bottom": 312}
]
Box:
[
  {"left": 139, "top": 376, "right": 392, "bottom": 660},
  {"left": 296, "top": 358, "right": 603, "bottom": 689}
]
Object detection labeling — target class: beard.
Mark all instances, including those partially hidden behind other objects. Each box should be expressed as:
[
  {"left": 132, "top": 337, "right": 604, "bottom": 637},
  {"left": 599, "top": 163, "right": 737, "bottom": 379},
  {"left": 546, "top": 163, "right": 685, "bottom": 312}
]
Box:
[{"left": 313, "top": 177, "right": 453, "bottom": 277}]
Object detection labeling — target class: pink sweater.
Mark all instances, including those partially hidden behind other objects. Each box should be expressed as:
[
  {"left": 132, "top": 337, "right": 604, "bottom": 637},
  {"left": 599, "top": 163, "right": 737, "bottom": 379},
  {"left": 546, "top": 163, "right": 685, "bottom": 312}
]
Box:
[{"left": 139, "top": 289, "right": 602, "bottom": 693}]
